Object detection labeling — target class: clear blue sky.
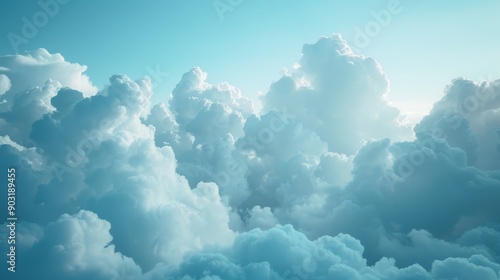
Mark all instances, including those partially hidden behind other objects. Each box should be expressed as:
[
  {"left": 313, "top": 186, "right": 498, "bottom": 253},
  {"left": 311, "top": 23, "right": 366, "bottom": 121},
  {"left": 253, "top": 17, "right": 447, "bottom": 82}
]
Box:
[{"left": 1, "top": 0, "right": 499, "bottom": 121}]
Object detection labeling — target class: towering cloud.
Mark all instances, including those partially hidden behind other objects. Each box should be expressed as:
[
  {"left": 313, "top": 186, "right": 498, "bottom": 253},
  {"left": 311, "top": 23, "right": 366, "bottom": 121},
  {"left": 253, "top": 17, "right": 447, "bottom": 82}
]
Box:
[
  {"left": 415, "top": 78, "right": 500, "bottom": 170},
  {"left": 0, "top": 34, "right": 499, "bottom": 279},
  {"left": 261, "top": 34, "right": 412, "bottom": 155}
]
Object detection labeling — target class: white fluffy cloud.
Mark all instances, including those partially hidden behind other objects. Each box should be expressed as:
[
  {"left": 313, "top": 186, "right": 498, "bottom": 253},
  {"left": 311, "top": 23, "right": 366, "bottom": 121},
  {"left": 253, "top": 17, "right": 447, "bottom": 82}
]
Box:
[
  {"left": 0, "top": 67, "right": 236, "bottom": 277},
  {"left": 0, "top": 49, "right": 98, "bottom": 147},
  {"left": 261, "top": 34, "right": 412, "bottom": 155},
  {"left": 0, "top": 49, "right": 97, "bottom": 98},
  {"left": 0, "top": 80, "right": 61, "bottom": 146},
  {"left": 0, "top": 35, "right": 499, "bottom": 280},
  {"left": 0, "top": 74, "right": 11, "bottom": 95},
  {"left": 31, "top": 74, "right": 234, "bottom": 269},
  {"left": 170, "top": 67, "right": 254, "bottom": 142},
  {"left": 14, "top": 211, "right": 142, "bottom": 280},
  {"left": 244, "top": 206, "right": 279, "bottom": 231}
]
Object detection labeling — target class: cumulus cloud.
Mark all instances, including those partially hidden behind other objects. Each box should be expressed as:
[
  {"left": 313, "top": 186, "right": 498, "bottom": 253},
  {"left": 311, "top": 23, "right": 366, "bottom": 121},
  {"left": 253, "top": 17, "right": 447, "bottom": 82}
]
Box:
[
  {"left": 31, "top": 74, "right": 234, "bottom": 270},
  {"left": 261, "top": 34, "right": 412, "bottom": 155},
  {"left": 0, "top": 49, "right": 97, "bottom": 98},
  {"left": 13, "top": 210, "right": 142, "bottom": 280},
  {"left": 0, "top": 74, "right": 11, "bottom": 95},
  {"left": 265, "top": 136, "right": 500, "bottom": 268},
  {"left": 1, "top": 35, "right": 499, "bottom": 280},
  {"left": 244, "top": 206, "right": 279, "bottom": 231},
  {"left": 143, "top": 225, "right": 500, "bottom": 280},
  {"left": 1, "top": 69, "right": 236, "bottom": 276},
  {"left": 170, "top": 67, "right": 254, "bottom": 142},
  {"left": 0, "top": 80, "right": 62, "bottom": 146},
  {"left": 415, "top": 78, "right": 500, "bottom": 170},
  {"left": 0, "top": 49, "right": 98, "bottom": 147}
]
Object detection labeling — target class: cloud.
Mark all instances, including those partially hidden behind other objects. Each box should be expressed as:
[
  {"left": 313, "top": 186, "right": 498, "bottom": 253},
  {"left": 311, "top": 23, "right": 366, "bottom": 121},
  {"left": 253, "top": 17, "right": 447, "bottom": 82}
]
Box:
[
  {"left": 244, "top": 206, "right": 279, "bottom": 231},
  {"left": 261, "top": 34, "right": 412, "bottom": 155},
  {"left": 268, "top": 136, "right": 500, "bottom": 268},
  {"left": 152, "top": 67, "right": 256, "bottom": 207},
  {"left": 11, "top": 210, "right": 142, "bottom": 280},
  {"left": 0, "top": 80, "right": 62, "bottom": 146},
  {"left": 0, "top": 49, "right": 97, "bottom": 146},
  {"left": 170, "top": 67, "right": 254, "bottom": 142},
  {"left": 431, "top": 254, "right": 500, "bottom": 280},
  {"left": 32, "top": 75, "right": 234, "bottom": 270},
  {"left": 0, "top": 35, "right": 499, "bottom": 279},
  {"left": 415, "top": 78, "right": 500, "bottom": 170},
  {"left": 378, "top": 228, "right": 496, "bottom": 269},
  {"left": 142, "top": 225, "right": 500, "bottom": 280},
  {"left": 315, "top": 152, "right": 353, "bottom": 187},
  {"left": 0, "top": 74, "right": 11, "bottom": 95},
  {"left": 0, "top": 49, "right": 97, "bottom": 98},
  {"left": 0, "top": 70, "right": 236, "bottom": 275}
]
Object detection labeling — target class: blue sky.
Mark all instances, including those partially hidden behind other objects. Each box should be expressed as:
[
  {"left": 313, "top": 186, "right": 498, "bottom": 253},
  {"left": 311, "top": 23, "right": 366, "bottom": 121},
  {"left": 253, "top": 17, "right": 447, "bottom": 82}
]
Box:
[
  {"left": 1, "top": 1, "right": 500, "bottom": 279},
  {"left": 2, "top": 0, "right": 500, "bottom": 121}
]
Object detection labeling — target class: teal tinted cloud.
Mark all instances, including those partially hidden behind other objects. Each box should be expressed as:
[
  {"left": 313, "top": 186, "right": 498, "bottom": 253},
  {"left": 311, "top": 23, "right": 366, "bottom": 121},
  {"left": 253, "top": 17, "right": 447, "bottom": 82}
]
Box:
[{"left": 0, "top": 34, "right": 499, "bottom": 279}]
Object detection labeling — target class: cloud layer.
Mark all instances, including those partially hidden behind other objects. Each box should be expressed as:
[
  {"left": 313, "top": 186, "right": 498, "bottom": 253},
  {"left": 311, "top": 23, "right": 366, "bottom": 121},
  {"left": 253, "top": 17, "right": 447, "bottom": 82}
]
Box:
[{"left": 0, "top": 34, "right": 499, "bottom": 279}]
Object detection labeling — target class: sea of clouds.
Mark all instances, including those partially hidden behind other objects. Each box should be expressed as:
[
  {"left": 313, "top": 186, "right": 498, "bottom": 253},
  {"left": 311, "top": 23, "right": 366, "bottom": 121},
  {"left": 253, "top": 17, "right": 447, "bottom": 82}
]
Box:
[{"left": 0, "top": 34, "right": 499, "bottom": 279}]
